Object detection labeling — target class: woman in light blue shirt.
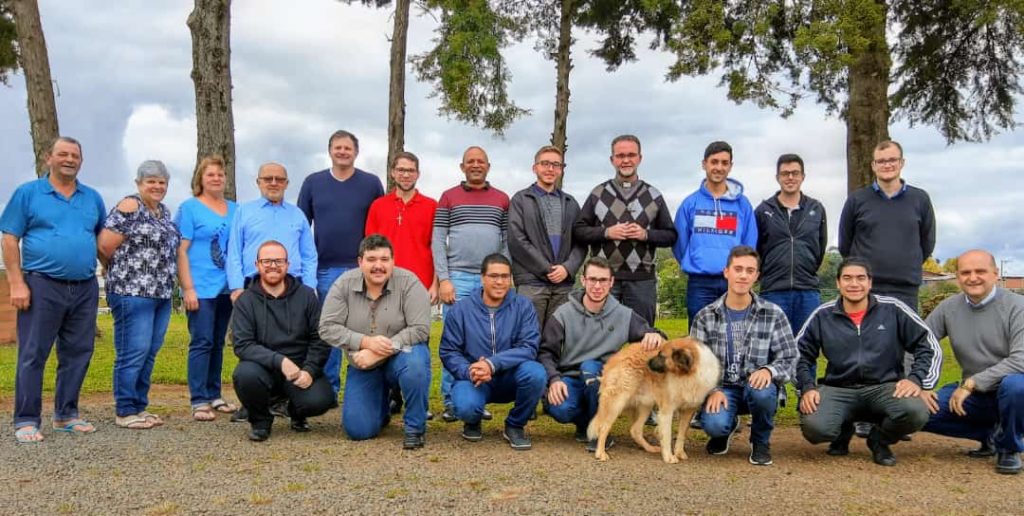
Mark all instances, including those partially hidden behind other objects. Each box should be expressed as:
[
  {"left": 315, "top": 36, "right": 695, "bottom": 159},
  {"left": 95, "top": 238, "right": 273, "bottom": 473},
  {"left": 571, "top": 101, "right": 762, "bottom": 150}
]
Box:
[{"left": 175, "top": 156, "right": 239, "bottom": 421}]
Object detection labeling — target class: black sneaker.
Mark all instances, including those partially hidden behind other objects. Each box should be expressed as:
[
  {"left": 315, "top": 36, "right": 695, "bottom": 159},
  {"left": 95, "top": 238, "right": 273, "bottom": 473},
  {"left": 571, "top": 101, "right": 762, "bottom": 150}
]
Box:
[
  {"left": 585, "top": 436, "right": 616, "bottom": 453},
  {"left": 996, "top": 451, "right": 1022, "bottom": 474},
  {"left": 461, "top": 423, "right": 483, "bottom": 442},
  {"left": 482, "top": 408, "right": 493, "bottom": 421},
  {"left": 749, "top": 443, "right": 773, "bottom": 466},
  {"left": 503, "top": 426, "right": 532, "bottom": 451},
  {"left": 403, "top": 433, "right": 425, "bottom": 450},
  {"left": 290, "top": 417, "right": 311, "bottom": 433},
  {"left": 867, "top": 434, "right": 897, "bottom": 466},
  {"left": 389, "top": 389, "right": 404, "bottom": 415},
  {"left": 706, "top": 425, "right": 738, "bottom": 455},
  {"left": 230, "top": 407, "right": 249, "bottom": 423},
  {"left": 441, "top": 406, "right": 458, "bottom": 423},
  {"left": 828, "top": 424, "right": 854, "bottom": 456},
  {"left": 574, "top": 428, "right": 588, "bottom": 443},
  {"left": 967, "top": 437, "right": 996, "bottom": 458},
  {"left": 269, "top": 399, "right": 288, "bottom": 418},
  {"left": 854, "top": 421, "right": 872, "bottom": 438},
  {"left": 689, "top": 414, "right": 702, "bottom": 430},
  {"left": 247, "top": 427, "right": 270, "bottom": 442}
]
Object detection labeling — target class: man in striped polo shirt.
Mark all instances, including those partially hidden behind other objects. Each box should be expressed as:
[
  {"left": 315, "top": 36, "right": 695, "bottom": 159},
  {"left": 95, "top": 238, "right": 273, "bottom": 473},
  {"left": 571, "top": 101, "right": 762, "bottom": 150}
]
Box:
[{"left": 432, "top": 146, "right": 510, "bottom": 422}]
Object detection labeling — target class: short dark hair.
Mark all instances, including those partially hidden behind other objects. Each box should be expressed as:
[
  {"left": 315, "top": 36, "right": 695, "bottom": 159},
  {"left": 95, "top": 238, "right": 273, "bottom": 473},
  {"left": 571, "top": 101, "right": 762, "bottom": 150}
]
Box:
[
  {"left": 703, "top": 141, "right": 733, "bottom": 160},
  {"left": 837, "top": 257, "right": 873, "bottom": 279},
  {"left": 533, "top": 145, "right": 563, "bottom": 163},
  {"left": 726, "top": 245, "right": 760, "bottom": 269},
  {"left": 610, "top": 134, "right": 641, "bottom": 154},
  {"left": 391, "top": 151, "right": 420, "bottom": 170},
  {"left": 256, "top": 240, "right": 288, "bottom": 260},
  {"left": 480, "top": 253, "right": 511, "bottom": 275},
  {"left": 582, "top": 256, "right": 612, "bottom": 277},
  {"left": 776, "top": 153, "right": 804, "bottom": 174},
  {"left": 359, "top": 234, "right": 394, "bottom": 258},
  {"left": 874, "top": 140, "right": 903, "bottom": 157},
  {"left": 328, "top": 130, "right": 359, "bottom": 151},
  {"left": 49, "top": 136, "right": 82, "bottom": 156}
]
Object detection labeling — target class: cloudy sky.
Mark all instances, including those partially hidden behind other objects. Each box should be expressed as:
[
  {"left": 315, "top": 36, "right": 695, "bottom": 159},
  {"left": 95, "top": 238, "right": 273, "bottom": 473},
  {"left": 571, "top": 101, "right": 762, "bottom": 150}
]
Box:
[{"left": 2, "top": 1, "right": 1022, "bottom": 274}]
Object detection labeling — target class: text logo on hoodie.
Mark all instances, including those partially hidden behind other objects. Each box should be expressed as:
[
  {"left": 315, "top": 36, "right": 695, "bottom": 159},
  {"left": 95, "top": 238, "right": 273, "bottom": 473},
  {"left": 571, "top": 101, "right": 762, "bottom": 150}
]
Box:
[{"left": 694, "top": 209, "right": 738, "bottom": 235}]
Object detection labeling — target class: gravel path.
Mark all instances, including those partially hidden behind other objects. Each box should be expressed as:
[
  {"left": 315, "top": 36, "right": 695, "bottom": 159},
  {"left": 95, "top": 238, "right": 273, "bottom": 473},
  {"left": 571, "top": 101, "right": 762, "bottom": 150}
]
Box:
[{"left": 1, "top": 386, "right": 1020, "bottom": 515}]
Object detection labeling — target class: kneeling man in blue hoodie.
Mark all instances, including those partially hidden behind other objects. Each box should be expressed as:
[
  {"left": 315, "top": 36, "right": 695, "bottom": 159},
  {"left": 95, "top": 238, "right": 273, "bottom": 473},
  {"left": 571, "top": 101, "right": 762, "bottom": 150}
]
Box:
[{"left": 440, "top": 253, "right": 547, "bottom": 450}]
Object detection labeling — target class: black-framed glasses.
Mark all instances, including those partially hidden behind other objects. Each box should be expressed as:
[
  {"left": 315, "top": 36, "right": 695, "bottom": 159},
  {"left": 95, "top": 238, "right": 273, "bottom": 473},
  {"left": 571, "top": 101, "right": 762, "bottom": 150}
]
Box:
[
  {"left": 393, "top": 167, "right": 418, "bottom": 175},
  {"left": 873, "top": 157, "right": 902, "bottom": 166},
  {"left": 584, "top": 276, "right": 610, "bottom": 285},
  {"left": 258, "top": 258, "right": 288, "bottom": 267},
  {"left": 484, "top": 273, "right": 511, "bottom": 281},
  {"left": 535, "top": 160, "right": 565, "bottom": 170}
]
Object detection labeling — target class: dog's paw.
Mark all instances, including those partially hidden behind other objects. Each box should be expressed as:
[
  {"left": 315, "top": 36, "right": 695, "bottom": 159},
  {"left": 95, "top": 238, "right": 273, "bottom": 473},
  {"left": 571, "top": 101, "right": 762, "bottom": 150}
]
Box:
[
  {"left": 662, "top": 454, "right": 679, "bottom": 464},
  {"left": 595, "top": 450, "right": 610, "bottom": 461},
  {"left": 674, "top": 448, "right": 689, "bottom": 460}
]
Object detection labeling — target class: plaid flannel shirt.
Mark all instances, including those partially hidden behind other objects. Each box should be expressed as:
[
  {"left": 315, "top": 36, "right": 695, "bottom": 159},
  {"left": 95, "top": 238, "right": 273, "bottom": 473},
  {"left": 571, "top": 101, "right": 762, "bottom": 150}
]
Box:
[{"left": 689, "top": 293, "right": 798, "bottom": 386}]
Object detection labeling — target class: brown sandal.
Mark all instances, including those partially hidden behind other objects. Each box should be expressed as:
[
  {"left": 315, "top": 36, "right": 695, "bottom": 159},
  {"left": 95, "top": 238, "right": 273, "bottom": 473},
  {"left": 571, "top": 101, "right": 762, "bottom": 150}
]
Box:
[{"left": 210, "top": 399, "right": 238, "bottom": 414}]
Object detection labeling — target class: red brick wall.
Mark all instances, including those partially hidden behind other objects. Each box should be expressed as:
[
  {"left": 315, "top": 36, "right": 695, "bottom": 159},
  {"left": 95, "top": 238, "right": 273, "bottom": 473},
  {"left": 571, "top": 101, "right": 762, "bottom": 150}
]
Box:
[{"left": 0, "top": 271, "right": 15, "bottom": 344}]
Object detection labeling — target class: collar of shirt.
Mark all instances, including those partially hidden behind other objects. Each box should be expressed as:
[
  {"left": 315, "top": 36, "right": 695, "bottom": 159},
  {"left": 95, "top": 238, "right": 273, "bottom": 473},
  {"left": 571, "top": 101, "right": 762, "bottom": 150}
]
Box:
[
  {"left": 354, "top": 276, "right": 393, "bottom": 297},
  {"left": 871, "top": 179, "right": 908, "bottom": 199},
  {"left": 965, "top": 287, "right": 998, "bottom": 308},
  {"left": 460, "top": 181, "right": 491, "bottom": 191},
  {"left": 531, "top": 183, "right": 560, "bottom": 197},
  {"left": 258, "top": 197, "right": 287, "bottom": 208}
]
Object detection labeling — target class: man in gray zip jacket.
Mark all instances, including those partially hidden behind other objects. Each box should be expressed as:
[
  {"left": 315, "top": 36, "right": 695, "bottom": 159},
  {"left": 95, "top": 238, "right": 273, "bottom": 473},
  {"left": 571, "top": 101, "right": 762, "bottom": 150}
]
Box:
[
  {"left": 509, "top": 145, "right": 586, "bottom": 331},
  {"left": 538, "top": 256, "right": 665, "bottom": 450}
]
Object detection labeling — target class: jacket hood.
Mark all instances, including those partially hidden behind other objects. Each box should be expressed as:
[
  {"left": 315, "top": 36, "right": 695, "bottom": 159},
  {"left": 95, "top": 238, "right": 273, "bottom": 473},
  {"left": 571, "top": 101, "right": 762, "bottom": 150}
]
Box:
[
  {"left": 699, "top": 177, "right": 745, "bottom": 201},
  {"left": 566, "top": 289, "right": 623, "bottom": 321},
  {"left": 247, "top": 274, "right": 302, "bottom": 299}
]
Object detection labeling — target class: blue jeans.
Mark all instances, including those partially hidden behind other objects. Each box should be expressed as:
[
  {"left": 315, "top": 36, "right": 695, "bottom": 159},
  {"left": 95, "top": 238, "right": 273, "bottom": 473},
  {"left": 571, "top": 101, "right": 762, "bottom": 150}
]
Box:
[
  {"left": 700, "top": 383, "right": 779, "bottom": 445},
  {"left": 686, "top": 274, "right": 727, "bottom": 330},
  {"left": 14, "top": 273, "right": 98, "bottom": 429},
  {"left": 451, "top": 361, "right": 547, "bottom": 429},
  {"left": 342, "top": 344, "right": 432, "bottom": 439},
  {"left": 759, "top": 289, "right": 820, "bottom": 335},
  {"left": 108, "top": 294, "right": 172, "bottom": 417},
  {"left": 543, "top": 360, "right": 603, "bottom": 432},
  {"left": 186, "top": 294, "right": 232, "bottom": 407},
  {"left": 922, "top": 375, "right": 1024, "bottom": 453},
  {"left": 440, "top": 271, "right": 481, "bottom": 407},
  {"left": 317, "top": 266, "right": 350, "bottom": 396}
]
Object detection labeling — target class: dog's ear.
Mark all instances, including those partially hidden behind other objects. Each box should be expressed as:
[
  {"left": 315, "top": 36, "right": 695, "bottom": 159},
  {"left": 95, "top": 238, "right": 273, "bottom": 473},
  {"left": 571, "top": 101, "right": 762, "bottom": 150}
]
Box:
[
  {"left": 647, "top": 355, "right": 667, "bottom": 373},
  {"left": 672, "top": 348, "right": 692, "bottom": 373}
]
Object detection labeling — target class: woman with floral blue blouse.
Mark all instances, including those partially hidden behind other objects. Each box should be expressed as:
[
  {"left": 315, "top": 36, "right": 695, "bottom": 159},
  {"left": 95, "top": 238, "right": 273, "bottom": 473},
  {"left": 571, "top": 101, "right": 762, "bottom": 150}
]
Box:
[
  {"left": 175, "top": 155, "right": 239, "bottom": 421},
  {"left": 98, "top": 160, "right": 181, "bottom": 430}
]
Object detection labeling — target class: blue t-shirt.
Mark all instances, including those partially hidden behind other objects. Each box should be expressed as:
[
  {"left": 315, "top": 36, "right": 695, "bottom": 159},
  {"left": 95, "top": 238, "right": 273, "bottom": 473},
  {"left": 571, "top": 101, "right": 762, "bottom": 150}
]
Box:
[
  {"left": 0, "top": 177, "right": 106, "bottom": 280},
  {"left": 175, "top": 197, "right": 238, "bottom": 298},
  {"left": 297, "top": 168, "right": 384, "bottom": 269}
]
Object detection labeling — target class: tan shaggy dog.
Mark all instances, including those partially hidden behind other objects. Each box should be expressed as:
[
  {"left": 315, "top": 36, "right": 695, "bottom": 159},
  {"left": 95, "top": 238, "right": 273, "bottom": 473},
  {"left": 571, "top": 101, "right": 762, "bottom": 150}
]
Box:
[{"left": 587, "top": 337, "right": 720, "bottom": 463}]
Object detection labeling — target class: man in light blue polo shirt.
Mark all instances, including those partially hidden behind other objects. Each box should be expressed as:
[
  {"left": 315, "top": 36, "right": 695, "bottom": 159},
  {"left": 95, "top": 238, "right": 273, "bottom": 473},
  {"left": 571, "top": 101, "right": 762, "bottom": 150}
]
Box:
[
  {"left": 227, "top": 162, "right": 318, "bottom": 302},
  {"left": 1, "top": 136, "right": 106, "bottom": 443}
]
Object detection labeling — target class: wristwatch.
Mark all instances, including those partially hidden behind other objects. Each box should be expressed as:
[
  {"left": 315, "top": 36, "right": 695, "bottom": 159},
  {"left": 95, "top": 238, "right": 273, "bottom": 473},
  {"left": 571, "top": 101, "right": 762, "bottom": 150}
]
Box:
[{"left": 959, "top": 378, "right": 975, "bottom": 393}]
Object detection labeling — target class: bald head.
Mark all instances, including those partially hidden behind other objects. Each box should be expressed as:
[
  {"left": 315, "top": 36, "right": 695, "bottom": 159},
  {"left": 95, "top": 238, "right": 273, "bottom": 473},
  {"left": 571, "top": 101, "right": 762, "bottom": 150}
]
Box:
[
  {"left": 958, "top": 249, "right": 997, "bottom": 270},
  {"left": 956, "top": 249, "right": 999, "bottom": 303}
]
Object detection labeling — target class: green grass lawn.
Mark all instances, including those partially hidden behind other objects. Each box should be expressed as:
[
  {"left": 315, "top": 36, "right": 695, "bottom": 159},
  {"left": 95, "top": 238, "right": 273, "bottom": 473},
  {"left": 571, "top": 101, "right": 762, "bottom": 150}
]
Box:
[{"left": 0, "top": 314, "right": 962, "bottom": 429}]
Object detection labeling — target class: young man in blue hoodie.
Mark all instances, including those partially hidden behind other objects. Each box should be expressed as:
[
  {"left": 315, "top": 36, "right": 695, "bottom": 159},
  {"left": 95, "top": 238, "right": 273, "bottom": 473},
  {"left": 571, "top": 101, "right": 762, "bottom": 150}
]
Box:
[
  {"left": 673, "top": 141, "right": 758, "bottom": 330},
  {"left": 440, "top": 254, "right": 547, "bottom": 450}
]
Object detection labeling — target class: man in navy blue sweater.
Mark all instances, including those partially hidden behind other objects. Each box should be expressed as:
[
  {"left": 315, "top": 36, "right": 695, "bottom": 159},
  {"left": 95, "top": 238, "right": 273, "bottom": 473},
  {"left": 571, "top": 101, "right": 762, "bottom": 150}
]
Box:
[{"left": 298, "top": 130, "right": 385, "bottom": 396}]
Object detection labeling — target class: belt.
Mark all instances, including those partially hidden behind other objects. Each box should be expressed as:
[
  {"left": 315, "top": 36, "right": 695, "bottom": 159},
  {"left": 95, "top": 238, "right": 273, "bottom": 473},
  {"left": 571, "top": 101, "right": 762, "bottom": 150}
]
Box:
[{"left": 24, "top": 270, "right": 94, "bottom": 285}]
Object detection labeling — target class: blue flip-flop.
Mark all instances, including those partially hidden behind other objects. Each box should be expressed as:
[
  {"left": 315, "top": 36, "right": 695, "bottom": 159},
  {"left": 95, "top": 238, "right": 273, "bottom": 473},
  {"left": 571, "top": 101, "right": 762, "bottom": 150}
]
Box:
[
  {"left": 52, "top": 419, "right": 97, "bottom": 435},
  {"left": 15, "top": 426, "right": 44, "bottom": 444}
]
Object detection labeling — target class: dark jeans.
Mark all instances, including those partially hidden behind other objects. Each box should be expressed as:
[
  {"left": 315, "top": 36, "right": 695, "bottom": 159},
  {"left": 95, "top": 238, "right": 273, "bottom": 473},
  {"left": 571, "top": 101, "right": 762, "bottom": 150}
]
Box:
[
  {"left": 543, "top": 360, "right": 603, "bottom": 433},
  {"left": 342, "top": 344, "right": 432, "bottom": 439},
  {"left": 759, "top": 289, "right": 821, "bottom": 335},
  {"left": 922, "top": 375, "right": 1024, "bottom": 453},
  {"left": 232, "top": 360, "right": 334, "bottom": 430},
  {"left": 700, "top": 383, "right": 779, "bottom": 445},
  {"left": 801, "top": 383, "right": 930, "bottom": 445},
  {"left": 611, "top": 277, "right": 658, "bottom": 326},
  {"left": 686, "top": 274, "right": 727, "bottom": 331},
  {"left": 450, "top": 361, "right": 547, "bottom": 429},
  {"left": 516, "top": 283, "right": 572, "bottom": 332},
  {"left": 186, "top": 294, "right": 233, "bottom": 407},
  {"left": 14, "top": 273, "right": 98, "bottom": 429}
]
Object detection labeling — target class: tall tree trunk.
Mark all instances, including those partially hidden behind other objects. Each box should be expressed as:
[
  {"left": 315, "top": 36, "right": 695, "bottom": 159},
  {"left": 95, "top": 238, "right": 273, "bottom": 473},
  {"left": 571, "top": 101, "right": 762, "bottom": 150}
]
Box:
[
  {"left": 386, "top": 0, "right": 410, "bottom": 191},
  {"left": 11, "top": 0, "right": 58, "bottom": 177},
  {"left": 844, "top": 1, "right": 891, "bottom": 193},
  {"left": 188, "top": 0, "right": 236, "bottom": 200},
  {"left": 551, "top": 0, "right": 573, "bottom": 160}
]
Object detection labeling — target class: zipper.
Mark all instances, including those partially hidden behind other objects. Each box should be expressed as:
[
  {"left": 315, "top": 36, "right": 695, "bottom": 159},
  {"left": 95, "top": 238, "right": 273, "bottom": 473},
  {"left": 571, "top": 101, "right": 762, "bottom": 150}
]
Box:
[{"left": 490, "top": 312, "right": 497, "bottom": 356}]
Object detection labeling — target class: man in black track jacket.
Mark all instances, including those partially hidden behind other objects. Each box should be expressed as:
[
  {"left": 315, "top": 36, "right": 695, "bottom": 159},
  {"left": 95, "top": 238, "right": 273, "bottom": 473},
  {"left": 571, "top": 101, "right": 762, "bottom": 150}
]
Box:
[{"left": 796, "top": 257, "right": 941, "bottom": 466}]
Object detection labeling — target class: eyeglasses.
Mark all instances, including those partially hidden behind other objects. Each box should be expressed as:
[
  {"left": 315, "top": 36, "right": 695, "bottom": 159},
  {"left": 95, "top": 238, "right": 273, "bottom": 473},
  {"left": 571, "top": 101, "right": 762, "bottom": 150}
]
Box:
[
  {"left": 777, "top": 170, "right": 803, "bottom": 178},
  {"left": 872, "top": 157, "right": 902, "bottom": 166},
  {"left": 612, "top": 153, "right": 639, "bottom": 160},
  {"left": 258, "top": 258, "right": 287, "bottom": 267},
  {"left": 259, "top": 176, "right": 288, "bottom": 184},
  {"left": 584, "top": 276, "right": 610, "bottom": 285},
  {"left": 483, "top": 273, "right": 511, "bottom": 281},
  {"left": 393, "top": 167, "right": 418, "bottom": 175},
  {"left": 535, "top": 160, "right": 565, "bottom": 170}
]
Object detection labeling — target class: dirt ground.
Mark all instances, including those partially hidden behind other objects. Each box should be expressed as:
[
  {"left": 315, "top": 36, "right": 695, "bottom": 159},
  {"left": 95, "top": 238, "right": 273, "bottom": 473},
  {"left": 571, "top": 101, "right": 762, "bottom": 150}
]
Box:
[{"left": 1, "top": 385, "right": 1020, "bottom": 515}]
